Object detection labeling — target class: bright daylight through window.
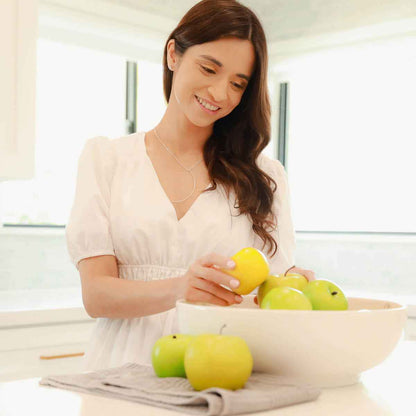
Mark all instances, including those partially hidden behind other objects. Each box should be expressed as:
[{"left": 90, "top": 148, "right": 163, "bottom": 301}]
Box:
[
  {"left": 0, "top": 39, "right": 126, "bottom": 226},
  {"left": 1, "top": 37, "right": 415, "bottom": 234},
  {"left": 283, "top": 37, "right": 416, "bottom": 233}
]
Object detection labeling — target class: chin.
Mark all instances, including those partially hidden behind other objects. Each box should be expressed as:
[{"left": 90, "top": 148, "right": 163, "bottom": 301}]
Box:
[{"left": 186, "top": 114, "right": 217, "bottom": 128}]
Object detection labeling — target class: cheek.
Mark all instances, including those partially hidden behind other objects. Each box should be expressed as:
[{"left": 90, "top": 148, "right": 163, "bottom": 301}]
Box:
[{"left": 173, "top": 70, "right": 193, "bottom": 92}]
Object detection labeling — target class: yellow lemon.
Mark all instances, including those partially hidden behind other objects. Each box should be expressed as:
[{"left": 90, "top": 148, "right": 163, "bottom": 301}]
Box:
[{"left": 223, "top": 247, "right": 270, "bottom": 295}]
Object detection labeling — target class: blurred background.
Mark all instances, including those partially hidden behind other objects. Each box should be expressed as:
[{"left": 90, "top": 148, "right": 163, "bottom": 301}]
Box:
[{"left": 1, "top": 0, "right": 415, "bottom": 381}]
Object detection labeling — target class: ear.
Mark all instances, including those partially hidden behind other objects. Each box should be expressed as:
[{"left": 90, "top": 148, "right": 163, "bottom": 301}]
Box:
[{"left": 166, "top": 39, "right": 177, "bottom": 71}]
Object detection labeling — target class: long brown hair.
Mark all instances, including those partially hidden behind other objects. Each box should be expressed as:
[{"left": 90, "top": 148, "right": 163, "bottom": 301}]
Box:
[{"left": 163, "top": 0, "right": 278, "bottom": 257}]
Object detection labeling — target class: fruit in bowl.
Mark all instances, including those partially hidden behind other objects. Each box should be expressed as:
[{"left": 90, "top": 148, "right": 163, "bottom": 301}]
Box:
[
  {"left": 176, "top": 295, "right": 407, "bottom": 388},
  {"left": 260, "top": 286, "right": 312, "bottom": 310},
  {"left": 151, "top": 334, "right": 194, "bottom": 377},
  {"left": 257, "top": 273, "right": 309, "bottom": 305},
  {"left": 222, "top": 247, "right": 269, "bottom": 295},
  {"left": 257, "top": 276, "right": 348, "bottom": 311},
  {"left": 302, "top": 279, "right": 348, "bottom": 311},
  {"left": 184, "top": 328, "right": 253, "bottom": 391}
]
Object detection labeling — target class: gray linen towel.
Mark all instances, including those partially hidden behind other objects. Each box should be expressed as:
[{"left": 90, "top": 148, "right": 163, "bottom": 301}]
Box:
[{"left": 39, "top": 363, "right": 320, "bottom": 415}]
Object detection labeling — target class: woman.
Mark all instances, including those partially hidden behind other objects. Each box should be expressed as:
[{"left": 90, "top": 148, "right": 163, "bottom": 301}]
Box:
[{"left": 66, "top": 0, "right": 315, "bottom": 371}]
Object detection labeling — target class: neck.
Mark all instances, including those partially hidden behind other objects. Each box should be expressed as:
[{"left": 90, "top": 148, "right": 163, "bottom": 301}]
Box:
[{"left": 155, "top": 96, "right": 213, "bottom": 156}]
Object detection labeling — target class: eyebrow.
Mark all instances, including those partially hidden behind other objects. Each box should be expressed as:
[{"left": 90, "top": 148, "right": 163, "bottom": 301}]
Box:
[{"left": 198, "top": 54, "right": 250, "bottom": 82}]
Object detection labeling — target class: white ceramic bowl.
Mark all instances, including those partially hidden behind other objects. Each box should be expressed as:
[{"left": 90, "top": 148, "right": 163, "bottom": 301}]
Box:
[{"left": 176, "top": 295, "right": 407, "bottom": 388}]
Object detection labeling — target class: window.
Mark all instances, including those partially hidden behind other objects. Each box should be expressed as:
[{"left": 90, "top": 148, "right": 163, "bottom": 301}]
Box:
[
  {"left": 136, "top": 59, "right": 166, "bottom": 132},
  {"left": 280, "top": 37, "right": 416, "bottom": 232},
  {"left": 0, "top": 38, "right": 168, "bottom": 308},
  {"left": 0, "top": 38, "right": 126, "bottom": 226}
]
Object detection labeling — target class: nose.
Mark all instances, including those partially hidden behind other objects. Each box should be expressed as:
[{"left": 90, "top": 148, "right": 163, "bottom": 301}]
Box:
[{"left": 207, "top": 79, "right": 228, "bottom": 104}]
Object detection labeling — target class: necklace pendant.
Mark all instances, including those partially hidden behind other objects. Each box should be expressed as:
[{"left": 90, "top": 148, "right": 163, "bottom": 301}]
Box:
[{"left": 154, "top": 127, "right": 203, "bottom": 203}]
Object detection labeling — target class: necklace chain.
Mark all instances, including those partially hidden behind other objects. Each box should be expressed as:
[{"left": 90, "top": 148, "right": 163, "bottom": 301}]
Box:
[{"left": 153, "top": 127, "right": 203, "bottom": 204}]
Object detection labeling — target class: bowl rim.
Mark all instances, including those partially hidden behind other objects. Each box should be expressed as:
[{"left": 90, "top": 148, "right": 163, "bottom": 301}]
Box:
[{"left": 176, "top": 295, "right": 407, "bottom": 313}]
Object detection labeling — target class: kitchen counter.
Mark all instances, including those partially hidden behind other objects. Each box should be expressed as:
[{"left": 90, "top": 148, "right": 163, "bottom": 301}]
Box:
[{"left": 0, "top": 340, "right": 414, "bottom": 416}]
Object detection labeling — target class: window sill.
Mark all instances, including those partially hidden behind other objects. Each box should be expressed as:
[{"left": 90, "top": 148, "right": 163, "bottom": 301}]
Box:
[
  {"left": 0, "top": 288, "right": 92, "bottom": 328},
  {"left": 0, "top": 224, "right": 65, "bottom": 236}
]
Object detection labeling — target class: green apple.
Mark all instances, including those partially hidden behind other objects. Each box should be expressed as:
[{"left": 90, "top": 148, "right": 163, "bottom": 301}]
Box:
[
  {"left": 276, "top": 273, "right": 309, "bottom": 291},
  {"left": 260, "top": 286, "right": 312, "bottom": 310},
  {"left": 302, "top": 279, "right": 348, "bottom": 310},
  {"left": 222, "top": 247, "right": 269, "bottom": 295},
  {"left": 184, "top": 333, "right": 253, "bottom": 391},
  {"left": 152, "top": 334, "right": 195, "bottom": 377},
  {"left": 257, "top": 275, "right": 279, "bottom": 305},
  {"left": 257, "top": 273, "right": 309, "bottom": 305}
]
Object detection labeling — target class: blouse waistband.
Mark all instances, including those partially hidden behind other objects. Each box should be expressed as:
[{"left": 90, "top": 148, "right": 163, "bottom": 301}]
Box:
[{"left": 118, "top": 264, "right": 187, "bottom": 281}]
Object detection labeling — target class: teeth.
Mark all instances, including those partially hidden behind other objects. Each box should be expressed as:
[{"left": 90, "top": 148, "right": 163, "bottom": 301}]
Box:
[{"left": 197, "top": 96, "right": 219, "bottom": 111}]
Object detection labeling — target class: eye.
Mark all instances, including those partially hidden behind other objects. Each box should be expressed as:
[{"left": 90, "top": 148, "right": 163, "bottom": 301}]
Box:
[
  {"left": 200, "top": 64, "right": 246, "bottom": 90},
  {"left": 232, "top": 82, "right": 245, "bottom": 90},
  {"left": 201, "top": 65, "right": 215, "bottom": 74}
]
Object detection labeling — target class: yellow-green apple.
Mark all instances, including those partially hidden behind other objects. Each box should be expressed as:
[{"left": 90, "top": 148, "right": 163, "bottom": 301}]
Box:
[
  {"left": 184, "top": 332, "right": 253, "bottom": 390},
  {"left": 276, "top": 273, "right": 309, "bottom": 291},
  {"left": 152, "top": 334, "right": 195, "bottom": 377},
  {"left": 222, "top": 247, "right": 269, "bottom": 295},
  {"left": 260, "top": 287, "right": 313, "bottom": 310},
  {"left": 257, "top": 273, "right": 309, "bottom": 305},
  {"left": 302, "top": 279, "right": 348, "bottom": 310}
]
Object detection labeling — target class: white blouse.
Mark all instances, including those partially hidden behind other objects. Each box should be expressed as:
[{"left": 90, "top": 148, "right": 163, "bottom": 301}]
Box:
[{"left": 66, "top": 131, "right": 296, "bottom": 370}]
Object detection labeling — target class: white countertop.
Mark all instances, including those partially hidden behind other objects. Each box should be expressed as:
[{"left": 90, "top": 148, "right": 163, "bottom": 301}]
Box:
[{"left": 0, "top": 340, "right": 414, "bottom": 416}]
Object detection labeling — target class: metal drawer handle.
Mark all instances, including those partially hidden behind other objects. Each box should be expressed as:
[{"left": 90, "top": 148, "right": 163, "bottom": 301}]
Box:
[{"left": 39, "top": 352, "right": 84, "bottom": 360}]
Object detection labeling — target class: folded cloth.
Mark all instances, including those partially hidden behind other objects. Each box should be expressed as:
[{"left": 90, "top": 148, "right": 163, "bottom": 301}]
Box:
[{"left": 39, "top": 363, "right": 320, "bottom": 415}]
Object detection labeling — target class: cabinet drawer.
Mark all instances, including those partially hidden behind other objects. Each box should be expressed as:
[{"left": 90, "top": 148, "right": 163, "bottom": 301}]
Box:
[
  {"left": 0, "top": 320, "right": 96, "bottom": 381},
  {"left": 0, "top": 343, "right": 88, "bottom": 382}
]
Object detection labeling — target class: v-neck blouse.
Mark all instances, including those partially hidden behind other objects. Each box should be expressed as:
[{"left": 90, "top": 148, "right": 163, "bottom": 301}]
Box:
[
  {"left": 143, "top": 133, "right": 213, "bottom": 223},
  {"left": 66, "top": 131, "right": 296, "bottom": 371}
]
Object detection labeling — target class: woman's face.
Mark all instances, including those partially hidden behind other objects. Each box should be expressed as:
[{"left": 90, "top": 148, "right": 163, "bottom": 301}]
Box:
[{"left": 167, "top": 37, "right": 255, "bottom": 127}]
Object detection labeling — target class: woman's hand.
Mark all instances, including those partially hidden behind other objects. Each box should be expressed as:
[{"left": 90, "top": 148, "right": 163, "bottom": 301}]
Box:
[
  {"left": 254, "top": 266, "right": 316, "bottom": 305},
  {"left": 177, "top": 253, "right": 243, "bottom": 306},
  {"left": 287, "top": 266, "right": 316, "bottom": 282}
]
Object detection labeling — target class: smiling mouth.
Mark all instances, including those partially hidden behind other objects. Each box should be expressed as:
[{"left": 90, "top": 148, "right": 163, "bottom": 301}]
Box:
[{"left": 195, "top": 95, "right": 221, "bottom": 112}]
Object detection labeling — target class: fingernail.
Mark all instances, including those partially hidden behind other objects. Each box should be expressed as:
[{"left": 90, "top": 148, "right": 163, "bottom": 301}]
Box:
[
  {"left": 235, "top": 295, "right": 243, "bottom": 302},
  {"left": 227, "top": 260, "right": 236, "bottom": 269},
  {"left": 230, "top": 279, "right": 240, "bottom": 288}
]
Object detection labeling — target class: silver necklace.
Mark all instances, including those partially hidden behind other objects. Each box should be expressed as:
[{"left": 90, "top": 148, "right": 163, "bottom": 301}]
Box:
[{"left": 153, "top": 127, "right": 203, "bottom": 203}]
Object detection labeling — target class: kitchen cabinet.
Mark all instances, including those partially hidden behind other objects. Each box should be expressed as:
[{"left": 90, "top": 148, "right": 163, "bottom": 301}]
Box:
[
  {"left": 0, "top": 309, "right": 95, "bottom": 382},
  {"left": 0, "top": 344, "right": 87, "bottom": 382},
  {"left": 0, "top": 0, "right": 38, "bottom": 180}
]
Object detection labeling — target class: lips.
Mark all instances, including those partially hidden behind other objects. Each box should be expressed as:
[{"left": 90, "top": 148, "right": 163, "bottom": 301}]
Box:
[{"left": 195, "top": 95, "right": 221, "bottom": 113}]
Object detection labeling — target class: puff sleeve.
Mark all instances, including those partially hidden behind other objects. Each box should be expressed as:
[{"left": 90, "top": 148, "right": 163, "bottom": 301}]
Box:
[
  {"left": 65, "top": 136, "right": 116, "bottom": 270},
  {"left": 256, "top": 154, "right": 296, "bottom": 274}
]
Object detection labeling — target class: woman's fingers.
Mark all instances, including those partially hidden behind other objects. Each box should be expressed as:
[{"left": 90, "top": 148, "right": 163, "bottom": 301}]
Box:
[
  {"left": 191, "top": 260, "right": 240, "bottom": 291},
  {"left": 190, "top": 277, "right": 242, "bottom": 305},
  {"left": 183, "top": 253, "right": 243, "bottom": 306},
  {"left": 199, "top": 252, "right": 235, "bottom": 271},
  {"left": 301, "top": 269, "right": 316, "bottom": 281},
  {"left": 186, "top": 287, "right": 230, "bottom": 306}
]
